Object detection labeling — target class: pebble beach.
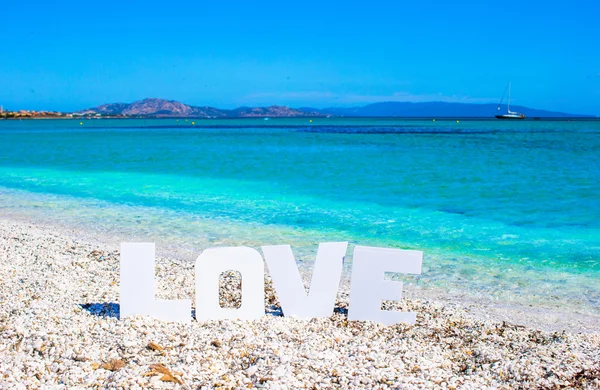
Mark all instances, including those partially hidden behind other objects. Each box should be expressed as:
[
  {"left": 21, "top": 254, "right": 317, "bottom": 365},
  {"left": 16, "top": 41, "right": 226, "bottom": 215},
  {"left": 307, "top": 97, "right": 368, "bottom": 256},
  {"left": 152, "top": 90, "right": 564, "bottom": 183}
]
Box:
[{"left": 1, "top": 217, "right": 599, "bottom": 389}]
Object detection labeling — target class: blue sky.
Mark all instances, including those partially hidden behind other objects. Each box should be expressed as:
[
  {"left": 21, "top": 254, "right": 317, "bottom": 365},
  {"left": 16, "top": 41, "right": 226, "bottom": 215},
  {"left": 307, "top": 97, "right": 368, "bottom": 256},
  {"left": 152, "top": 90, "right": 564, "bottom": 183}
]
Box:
[{"left": 1, "top": 0, "right": 599, "bottom": 115}]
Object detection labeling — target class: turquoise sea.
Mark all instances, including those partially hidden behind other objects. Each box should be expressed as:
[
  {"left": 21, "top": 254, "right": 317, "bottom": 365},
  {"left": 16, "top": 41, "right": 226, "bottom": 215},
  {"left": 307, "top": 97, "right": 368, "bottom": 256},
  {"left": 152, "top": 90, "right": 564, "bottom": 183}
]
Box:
[{"left": 1, "top": 118, "right": 599, "bottom": 313}]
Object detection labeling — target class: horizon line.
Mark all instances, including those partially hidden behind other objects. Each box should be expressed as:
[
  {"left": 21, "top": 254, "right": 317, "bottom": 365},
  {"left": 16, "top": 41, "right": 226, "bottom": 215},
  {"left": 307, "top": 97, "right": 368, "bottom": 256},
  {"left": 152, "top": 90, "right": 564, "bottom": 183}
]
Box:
[{"left": 2, "top": 98, "right": 597, "bottom": 118}]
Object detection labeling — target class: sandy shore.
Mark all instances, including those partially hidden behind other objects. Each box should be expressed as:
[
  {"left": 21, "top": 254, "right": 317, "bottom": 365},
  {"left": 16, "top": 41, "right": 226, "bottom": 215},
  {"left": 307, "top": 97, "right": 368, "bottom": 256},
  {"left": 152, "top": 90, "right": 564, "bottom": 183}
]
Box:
[{"left": 0, "top": 218, "right": 599, "bottom": 389}]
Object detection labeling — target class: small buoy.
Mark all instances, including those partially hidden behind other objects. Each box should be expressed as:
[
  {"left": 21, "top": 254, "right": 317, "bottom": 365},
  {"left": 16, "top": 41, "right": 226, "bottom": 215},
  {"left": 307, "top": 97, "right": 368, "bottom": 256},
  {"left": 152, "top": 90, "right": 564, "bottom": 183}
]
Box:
[
  {"left": 191, "top": 121, "right": 195, "bottom": 125},
  {"left": 432, "top": 119, "right": 436, "bottom": 122},
  {"left": 79, "top": 122, "right": 82, "bottom": 125},
  {"left": 309, "top": 119, "right": 313, "bottom": 123},
  {"left": 456, "top": 120, "right": 459, "bottom": 123}
]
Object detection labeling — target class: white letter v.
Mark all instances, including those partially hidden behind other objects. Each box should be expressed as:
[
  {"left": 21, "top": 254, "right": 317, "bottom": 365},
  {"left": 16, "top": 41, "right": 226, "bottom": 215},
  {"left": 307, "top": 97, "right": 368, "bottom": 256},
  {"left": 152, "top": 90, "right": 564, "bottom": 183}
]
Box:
[{"left": 262, "top": 242, "right": 347, "bottom": 319}]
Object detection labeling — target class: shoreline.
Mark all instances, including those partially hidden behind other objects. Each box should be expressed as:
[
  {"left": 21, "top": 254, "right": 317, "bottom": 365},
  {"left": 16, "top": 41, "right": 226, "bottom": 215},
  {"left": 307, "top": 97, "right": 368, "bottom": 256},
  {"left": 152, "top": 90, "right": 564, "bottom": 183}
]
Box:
[
  {"left": 2, "top": 214, "right": 599, "bottom": 334},
  {"left": 3, "top": 116, "right": 600, "bottom": 122},
  {"left": 1, "top": 217, "right": 599, "bottom": 388}
]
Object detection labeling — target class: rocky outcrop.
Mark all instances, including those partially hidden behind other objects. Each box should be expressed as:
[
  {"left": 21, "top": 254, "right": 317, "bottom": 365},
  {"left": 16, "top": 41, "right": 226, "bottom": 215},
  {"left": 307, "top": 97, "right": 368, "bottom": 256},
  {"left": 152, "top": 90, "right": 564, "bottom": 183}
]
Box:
[{"left": 121, "top": 99, "right": 196, "bottom": 116}]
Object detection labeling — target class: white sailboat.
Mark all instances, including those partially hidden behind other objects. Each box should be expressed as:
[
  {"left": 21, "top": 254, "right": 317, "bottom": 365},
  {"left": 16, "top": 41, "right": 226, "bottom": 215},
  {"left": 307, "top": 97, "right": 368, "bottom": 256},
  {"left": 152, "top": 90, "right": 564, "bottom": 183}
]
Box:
[{"left": 495, "top": 82, "right": 525, "bottom": 119}]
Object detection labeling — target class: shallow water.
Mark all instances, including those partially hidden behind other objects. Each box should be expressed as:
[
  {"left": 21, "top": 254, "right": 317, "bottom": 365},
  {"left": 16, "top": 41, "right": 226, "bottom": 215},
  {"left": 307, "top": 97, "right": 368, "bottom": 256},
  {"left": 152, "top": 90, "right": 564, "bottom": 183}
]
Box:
[{"left": 1, "top": 118, "right": 599, "bottom": 313}]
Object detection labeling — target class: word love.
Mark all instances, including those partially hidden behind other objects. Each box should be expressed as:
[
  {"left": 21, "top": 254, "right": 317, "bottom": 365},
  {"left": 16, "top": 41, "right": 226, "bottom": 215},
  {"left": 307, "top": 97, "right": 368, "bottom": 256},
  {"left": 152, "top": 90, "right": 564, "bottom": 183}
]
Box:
[{"left": 120, "top": 242, "right": 422, "bottom": 325}]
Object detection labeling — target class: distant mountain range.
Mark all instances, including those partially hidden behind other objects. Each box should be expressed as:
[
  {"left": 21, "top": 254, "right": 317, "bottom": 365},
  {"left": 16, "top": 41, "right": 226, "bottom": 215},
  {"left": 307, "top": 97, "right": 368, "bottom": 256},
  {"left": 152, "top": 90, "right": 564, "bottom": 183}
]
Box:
[
  {"left": 302, "top": 102, "right": 594, "bottom": 118},
  {"left": 76, "top": 98, "right": 594, "bottom": 118},
  {"left": 76, "top": 98, "right": 322, "bottom": 118}
]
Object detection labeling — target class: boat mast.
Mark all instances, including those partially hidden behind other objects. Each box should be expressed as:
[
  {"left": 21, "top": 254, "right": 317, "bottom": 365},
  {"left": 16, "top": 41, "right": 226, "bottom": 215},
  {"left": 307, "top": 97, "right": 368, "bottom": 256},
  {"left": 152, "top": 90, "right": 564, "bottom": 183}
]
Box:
[{"left": 508, "top": 82, "right": 511, "bottom": 113}]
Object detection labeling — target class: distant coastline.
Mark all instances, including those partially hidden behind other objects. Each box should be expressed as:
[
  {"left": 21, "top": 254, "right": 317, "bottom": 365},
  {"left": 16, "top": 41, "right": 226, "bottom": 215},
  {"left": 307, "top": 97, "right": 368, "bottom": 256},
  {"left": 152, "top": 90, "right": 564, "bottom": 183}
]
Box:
[
  {"left": 1, "top": 97, "right": 595, "bottom": 119},
  {"left": 2, "top": 116, "right": 599, "bottom": 123}
]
